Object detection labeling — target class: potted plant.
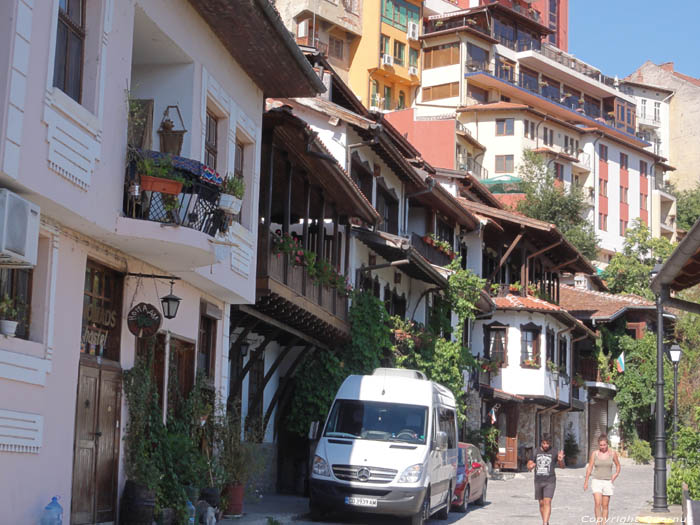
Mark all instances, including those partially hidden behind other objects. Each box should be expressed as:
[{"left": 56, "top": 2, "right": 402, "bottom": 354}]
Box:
[
  {"left": 0, "top": 294, "right": 21, "bottom": 337},
  {"left": 522, "top": 358, "right": 539, "bottom": 369},
  {"left": 219, "top": 175, "right": 245, "bottom": 215},
  {"left": 572, "top": 373, "right": 585, "bottom": 388},
  {"left": 136, "top": 156, "right": 184, "bottom": 195}
]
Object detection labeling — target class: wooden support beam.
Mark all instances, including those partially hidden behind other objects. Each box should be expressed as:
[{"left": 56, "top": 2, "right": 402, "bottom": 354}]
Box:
[
  {"left": 229, "top": 328, "right": 281, "bottom": 404},
  {"left": 248, "top": 338, "right": 302, "bottom": 416},
  {"left": 283, "top": 160, "right": 292, "bottom": 234},
  {"left": 238, "top": 304, "right": 329, "bottom": 349},
  {"left": 303, "top": 178, "right": 311, "bottom": 251},
  {"left": 489, "top": 231, "right": 524, "bottom": 282},
  {"left": 228, "top": 319, "right": 259, "bottom": 356},
  {"left": 263, "top": 345, "right": 316, "bottom": 435},
  {"left": 527, "top": 240, "right": 563, "bottom": 261},
  {"left": 551, "top": 257, "right": 578, "bottom": 272}
]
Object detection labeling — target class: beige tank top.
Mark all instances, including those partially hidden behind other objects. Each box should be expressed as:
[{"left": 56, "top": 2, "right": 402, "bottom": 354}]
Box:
[{"left": 592, "top": 451, "right": 613, "bottom": 480}]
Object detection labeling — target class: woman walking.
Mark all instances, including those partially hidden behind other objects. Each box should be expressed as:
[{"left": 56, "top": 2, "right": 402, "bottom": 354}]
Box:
[{"left": 583, "top": 434, "right": 621, "bottom": 523}]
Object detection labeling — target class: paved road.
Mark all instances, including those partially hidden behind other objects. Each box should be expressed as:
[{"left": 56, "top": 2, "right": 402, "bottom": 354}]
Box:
[{"left": 295, "top": 458, "right": 653, "bottom": 525}]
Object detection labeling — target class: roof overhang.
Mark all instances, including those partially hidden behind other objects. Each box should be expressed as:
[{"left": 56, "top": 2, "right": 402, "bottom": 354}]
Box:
[
  {"left": 187, "top": 0, "right": 324, "bottom": 97},
  {"left": 479, "top": 385, "right": 524, "bottom": 403},
  {"left": 651, "top": 217, "right": 700, "bottom": 294},
  {"left": 354, "top": 228, "right": 449, "bottom": 287},
  {"left": 461, "top": 72, "right": 650, "bottom": 149}
]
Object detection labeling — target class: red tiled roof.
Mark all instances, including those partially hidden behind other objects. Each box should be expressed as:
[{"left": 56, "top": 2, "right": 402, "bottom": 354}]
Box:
[
  {"left": 493, "top": 294, "right": 562, "bottom": 312},
  {"left": 494, "top": 193, "right": 525, "bottom": 209},
  {"left": 559, "top": 284, "right": 655, "bottom": 321}
]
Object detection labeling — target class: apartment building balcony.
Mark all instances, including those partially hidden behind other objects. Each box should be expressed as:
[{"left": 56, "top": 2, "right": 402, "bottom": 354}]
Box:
[
  {"left": 456, "top": 154, "right": 488, "bottom": 179},
  {"left": 637, "top": 112, "right": 661, "bottom": 128},
  {"left": 114, "top": 151, "right": 225, "bottom": 270},
  {"left": 296, "top": 35, "right": 329, "bottom": 56},
  {"left": 411, "top": 233, "right": 453, "bottom": 267},
  {"left": 573, "top": 152, "right": 592, "bottom": 173},
  {"left": 292, "top": 0, "right": 362, "bottom": 37},
  {"left": 517, "top": 43, "right": 632, "bottom": 102}
]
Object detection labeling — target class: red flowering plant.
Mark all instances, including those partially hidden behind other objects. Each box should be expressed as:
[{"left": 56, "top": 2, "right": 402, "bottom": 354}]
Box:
[
  {"left": 272, "top": 231, "right": 302, "bottom": 260},
  {"left": 479, "top": 358, "right": 502, "bottom": 374}
]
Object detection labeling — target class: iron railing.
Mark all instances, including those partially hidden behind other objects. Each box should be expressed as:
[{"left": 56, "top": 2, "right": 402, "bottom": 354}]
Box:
[{"left": 123, "top": 152, "right": 225, "bottom": 236}]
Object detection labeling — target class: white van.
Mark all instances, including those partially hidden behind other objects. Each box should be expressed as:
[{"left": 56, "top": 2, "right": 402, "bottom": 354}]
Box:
[{"left": 309, "top": 368, "right": 458, "bottom": 524}]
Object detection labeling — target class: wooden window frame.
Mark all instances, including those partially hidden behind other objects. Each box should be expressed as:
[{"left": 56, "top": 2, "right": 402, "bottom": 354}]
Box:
[
  {"left": 329, "top": 35, "right": 344, "bottom": 60},
  {"left": 394, "top": 41, "right": 405, "bottom": 66},
  {"left": 520, "top": 322, "right": 541, "bottom": 367},
  {"left": 205, "top": 111, "right": 218, "bottom": 170},
  {"left": 599, "top": 178, "right": 608, "bottom": 197},
  {"left": 620, "top": 153, "right": 628, "bottom": 170},
  {"left": 599, "top": 144, "right": 608, "bottom": 162},
  {"left": 53, "top": 0, "right": 86, "bottom": 103},
  {"left": 495, "top": 154, "right": 514, "bottom": 173},
  {"left": 496, "top": 118, "right": 514, "bottom": 136},
  {"left": 545, "top": 328, "right": 555, "bottom": 362},
  {"left": 599, "top": 212, "right": 607, "bottom": 231},
  {"left": 0, "top": 268, "right": 32, "bottom": 340},
  {"left": 483, "top": 321, "right": 508, "bottom": 366}
]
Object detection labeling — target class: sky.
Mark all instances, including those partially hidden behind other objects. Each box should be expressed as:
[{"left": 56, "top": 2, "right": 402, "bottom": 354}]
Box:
[{"left": 568, "top": 0, "right": 700, "bottom": 80}]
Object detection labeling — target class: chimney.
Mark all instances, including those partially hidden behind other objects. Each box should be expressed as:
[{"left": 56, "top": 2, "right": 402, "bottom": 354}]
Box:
[{"left": 660, "top": 62, "right": 674, "bottom": 72}]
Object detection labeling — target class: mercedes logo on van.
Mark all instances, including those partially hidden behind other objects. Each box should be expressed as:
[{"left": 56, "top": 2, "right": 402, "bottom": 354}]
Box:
[{"left": 357, "top": 467, "right": 371, "bottom": 482}]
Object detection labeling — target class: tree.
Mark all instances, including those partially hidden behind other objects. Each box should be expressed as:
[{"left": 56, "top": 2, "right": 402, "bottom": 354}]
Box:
[
  {"left": 602, "top": 219, "right": 675, "bottom": 299},
  {"left": 516, "top": 149, "right": 598, "bottom": 260},
  {"left": 675, "top": 184, "right": 700, "bottom": 231}
]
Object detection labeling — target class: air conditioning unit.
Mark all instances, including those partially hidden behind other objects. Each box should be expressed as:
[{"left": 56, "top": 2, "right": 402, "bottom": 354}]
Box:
[
  {"left": 407, "top": 21, "right": 419, "bottom": 40},
  {"left": 408, "top": 66, "right": 418, "bottom": 76},
  {"left": 0, "top": 189, "right": 40, "bottom": 267},
  {"left": 381, "top": 54, "right": 393, "bottom": 66}
]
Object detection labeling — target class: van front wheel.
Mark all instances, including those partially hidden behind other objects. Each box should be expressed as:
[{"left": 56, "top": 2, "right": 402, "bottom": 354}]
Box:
[{"left": 409, "top": 491, "right": 430, "bottom": 525}]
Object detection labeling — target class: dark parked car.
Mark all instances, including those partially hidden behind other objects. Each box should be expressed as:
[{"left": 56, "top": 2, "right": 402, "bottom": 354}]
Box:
[{"left": 452, "top": 442, "right": 488, "bottom": 512}]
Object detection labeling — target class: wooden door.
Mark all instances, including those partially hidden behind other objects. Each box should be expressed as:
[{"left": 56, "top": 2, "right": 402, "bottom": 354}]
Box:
[
  {"left": 71, "top": 363, "right": 122, "bottom": 525},
  {"left": 495, "top": 405, "right": 518, "bottom": 470}
]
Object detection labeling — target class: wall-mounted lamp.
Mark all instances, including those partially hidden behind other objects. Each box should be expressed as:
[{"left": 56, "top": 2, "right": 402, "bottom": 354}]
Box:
[
  {"left": 160, "top": 280, "right": 181, "bottom": 320},
  {"left": 240, "top": 344, "right": 250, "bottom": 357}
]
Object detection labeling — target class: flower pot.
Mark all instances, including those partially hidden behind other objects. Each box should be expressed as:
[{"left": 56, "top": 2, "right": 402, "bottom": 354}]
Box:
[
  {"left": 0, "top": 320, "right": 18, "bottom": 337},
  {"left": 224, "top": 483, "right": 244, "bottom": 516},
  {"left": 120, "top": 480, "right": 156, "bottom": 525},
  {"left": 219, "top": 193, "right": 243, "bottom": 215},
  {"left": 139, "top": 175, "right": 183, "bottom": 195}
]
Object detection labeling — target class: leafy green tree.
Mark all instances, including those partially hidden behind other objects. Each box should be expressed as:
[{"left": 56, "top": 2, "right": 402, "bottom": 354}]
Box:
[
  {"left": 668, "top": 408, "right": 700, "bottom": 504},
  {"left": 613, "top": 333, "right": 673, "bottom": 440},
  {"left": 516, "top": 149, "right": 598, "bottom": 260},
  {"left": 673, "top": 287, "right": 700, "bottom": 429},
  {"left": 675, "top": 184, "right": 700, "bottom": 231},
  {"left": 602, "top": 219, "right": 675, "bottom": 300}
]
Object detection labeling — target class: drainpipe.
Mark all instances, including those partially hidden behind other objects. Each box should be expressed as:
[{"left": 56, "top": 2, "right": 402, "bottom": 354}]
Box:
[{"left": 535, "top": 115, "right": 548, "bottom": 149}]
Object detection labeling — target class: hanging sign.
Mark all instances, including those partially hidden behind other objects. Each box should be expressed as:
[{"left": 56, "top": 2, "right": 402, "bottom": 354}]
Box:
[{"left": 127, "top": 302, "right": 162, "bottom": 338}]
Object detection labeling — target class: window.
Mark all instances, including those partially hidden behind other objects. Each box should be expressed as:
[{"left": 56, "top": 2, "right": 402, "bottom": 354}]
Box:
[
  {"left": 599, "top": 144, "right": 608, "bottom": 162},
  {"left": 554, "top": 162, "right": 564, "bottom": 182},
  {"left": 548, "top": 0, "right": 558, "bottom": 45},
  {"left": 540, "top": 76, "right": 560, "bottom": 101},
  {"left": 422, "top": 82, "right": 459, "bottom": 102},
  {"left": 466, "top": 43, "right": 489, "bottom": 70},
  {"left": 436, "top": 218, "right": 454, "bottom": 245},
  {"left": 53, "top": 0, "right": 85, "bottom": 103},
  {"left": 377, "top": 187, "right": 398, "bottom": 234},
  {"left": 543, "top": 127, "right": 553, "bottom": 146},
  {"left": 620, "top": 219, "right": 628, "bottom": 236},
  {"left": 424, "top": 43, "right": 459, "bottom": 69},
  {"left": 599, "top": 178, "right": 607, "bottom": 197},
  {"left": 654, "top": 101, "right": 661, "bottom": 122},
  {"left": 0, "top": 268, "right": 32, "bottom": 340},
  {"left": 558, "top": 336, "right": 567, "bottom": 372},
  {"left": 562, "top": 86, "right": 581, "bottom": 110},
  {"left": 484, "top": 322, "right": 507, "bottom": 365},
  {"left": 329, "top": 35, "right": 344, "bottom": 59},
  {"left": 81, "top": 260, "right": 124, "bottom": 362},
  {"left": 205, "top": 111, "right": 218, "bottom": 170},
  {"left": 546, "top": 329, "right": 555, "bottom": 362},
  {"left": 599, "top": 212, "right": 607, "bottom": 231},
  {"left": 467, "top": 84, "right": 488, "bottom": 104},
  {"left": 640, "top": 160, "right": 648, "bottom": 177},
  {"left": 438, "top": 407, "right": 457, "bottom": 449},
  {"left": 496, "top": 56, "right": 515, "bottom": 83},
  {"left": 520, "top": 323, "right": 541, "bottom": 366},
  {"left": 495, "top": 155, "right": 514, "bottom": 173},
  {"left": 409, "top": 47, "right": 419, "bottom": 68},
  {"left": 381, "top": 0, "right": 420, "bottom": 31},
  {"left": 524, "top": 119, "right": 530, "bottom": 138},
  {"left": 397, "top": 91, "right": 406, "bottom": 110},
  {"left": 370, "top": 79, "right": 380, "bottom": 107},
  {"left": 496, "top": 118, "right": 514, "bottom": 136},
  {"left": 394, "top": 41, "right": 406, "bottom": 66},
  {"left": 380, "top": 34, "right": 391, "bottom": 57},
  {"left": 620, "top": 185, "right": 628, "bottom": 204},
  {"left": 198, "top": 313, "right": 216, "bottom": 379},
  {"left": 519, "top": 66, "right": 539, "bottom": 92},
  {"left": 620, "top": 153, "right": 628, "bottom": 170},
  {"left": 641, "top": 99, "right": 647, "bottom": 118},
  {"left": 383, "top": 85, "right": 392, "bottom": 110}
]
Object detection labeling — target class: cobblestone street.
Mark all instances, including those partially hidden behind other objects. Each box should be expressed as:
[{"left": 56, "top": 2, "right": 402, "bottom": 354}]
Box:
[{"left": 286, "top": 458, "right": 655, "bottom": 525}]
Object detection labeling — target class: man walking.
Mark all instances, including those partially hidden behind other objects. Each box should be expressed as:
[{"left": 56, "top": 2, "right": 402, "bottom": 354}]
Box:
[{"left": 527, "top": 433, "right": 565, "bottom": 525}]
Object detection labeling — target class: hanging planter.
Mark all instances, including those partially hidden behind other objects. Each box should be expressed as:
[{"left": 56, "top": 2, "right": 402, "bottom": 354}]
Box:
[
  {"left": 219, "top": 174, "right": 246, "bottom": 215},
  {"left": 157, "top": 105, "right": 187, "bottom": 156}
]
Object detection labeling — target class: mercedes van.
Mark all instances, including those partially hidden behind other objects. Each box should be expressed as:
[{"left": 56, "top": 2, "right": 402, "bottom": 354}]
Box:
[{"left": 309, "top": 368, "right": 458, "bottom": 524}]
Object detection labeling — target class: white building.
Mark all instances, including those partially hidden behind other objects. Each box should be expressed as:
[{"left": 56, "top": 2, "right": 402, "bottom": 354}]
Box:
[{"left": 0, "top": 0, "right": 322, "bottom": 522}]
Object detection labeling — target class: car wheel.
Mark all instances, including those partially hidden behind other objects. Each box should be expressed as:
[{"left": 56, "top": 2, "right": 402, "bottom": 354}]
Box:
[
  {"left": 435, "top": 484, "right": 450, "bottom": 520},
  {"left": 408, "top": 491, "right": 430, "bottom": 525},
  {"left": 476, "top": 481, "right": 487, "bottom": 506},
  {"left": 457, "top": 485, "right": 469, "bottom": 513}
]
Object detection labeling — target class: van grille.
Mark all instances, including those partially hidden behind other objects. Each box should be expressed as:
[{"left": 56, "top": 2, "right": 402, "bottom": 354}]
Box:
[{"left": 332, "top": 464, "right": 397, "bottom": 484}]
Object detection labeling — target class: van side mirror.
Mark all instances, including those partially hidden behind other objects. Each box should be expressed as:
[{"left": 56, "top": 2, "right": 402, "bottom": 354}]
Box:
[
  {"left": 435, "top": 431, "right": 448, "bottom": 450},
  {"left": 308, "top": 421, "right": 320, "bottom": 440}
]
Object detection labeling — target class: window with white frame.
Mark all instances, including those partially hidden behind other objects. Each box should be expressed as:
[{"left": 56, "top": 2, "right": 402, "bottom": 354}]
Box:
[{"left": 53, "top": 0, "right": 85, "bottom": 103}]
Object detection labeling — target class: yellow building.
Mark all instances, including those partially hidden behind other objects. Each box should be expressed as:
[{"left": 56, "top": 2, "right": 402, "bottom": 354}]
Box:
[{"left": 349, "top": 0, "right": 422, "bottom": 111}]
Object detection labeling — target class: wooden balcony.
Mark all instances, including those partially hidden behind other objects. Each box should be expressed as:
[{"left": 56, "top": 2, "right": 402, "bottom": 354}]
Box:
[
  {"left": 411, "top": 233, "right": 452, "bottom": 267},
  {"left": 256, "top": 230, "right": 349, "bottom": 342}
]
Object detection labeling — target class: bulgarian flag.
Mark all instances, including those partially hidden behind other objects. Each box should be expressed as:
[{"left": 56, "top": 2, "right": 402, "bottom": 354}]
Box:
[{"left": 616, "top": 352, "right": 625, "bottom": 373}]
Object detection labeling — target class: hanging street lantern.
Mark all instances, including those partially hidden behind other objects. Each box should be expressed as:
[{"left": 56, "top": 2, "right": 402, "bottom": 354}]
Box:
[{"left": 160, "top": 280, "right": 181, "bottom": 320}]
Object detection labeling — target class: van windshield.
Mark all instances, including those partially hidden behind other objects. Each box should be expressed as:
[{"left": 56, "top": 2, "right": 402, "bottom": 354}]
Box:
[{"left": 324, "top": 399, "right": 428, "bottom": 444}]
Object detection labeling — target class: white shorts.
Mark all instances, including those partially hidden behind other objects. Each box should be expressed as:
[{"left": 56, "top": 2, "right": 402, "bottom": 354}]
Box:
[{"left": 591, "top": 478, "right": 614, "bottom": 496}]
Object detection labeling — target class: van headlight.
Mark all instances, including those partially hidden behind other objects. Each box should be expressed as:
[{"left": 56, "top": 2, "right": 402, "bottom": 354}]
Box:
[
  {"left": 398, "top": 464, "right": 423, "bottom": 483},
  {"left": 312, "top": 455, "right": 331, "bottom": 477}
]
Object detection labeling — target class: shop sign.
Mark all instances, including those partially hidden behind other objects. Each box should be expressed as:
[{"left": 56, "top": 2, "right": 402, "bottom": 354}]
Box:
[
  {"left": 81, "top": 305, "right": 119, "bottom": 355},
  {"left": 127, "top": 303, "right": 162, "bottom": 338}
]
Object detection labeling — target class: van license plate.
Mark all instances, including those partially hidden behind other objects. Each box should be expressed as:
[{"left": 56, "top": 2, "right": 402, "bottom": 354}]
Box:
[{"left": 345, "top": 496, "right": 378, "bottom": 507}]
